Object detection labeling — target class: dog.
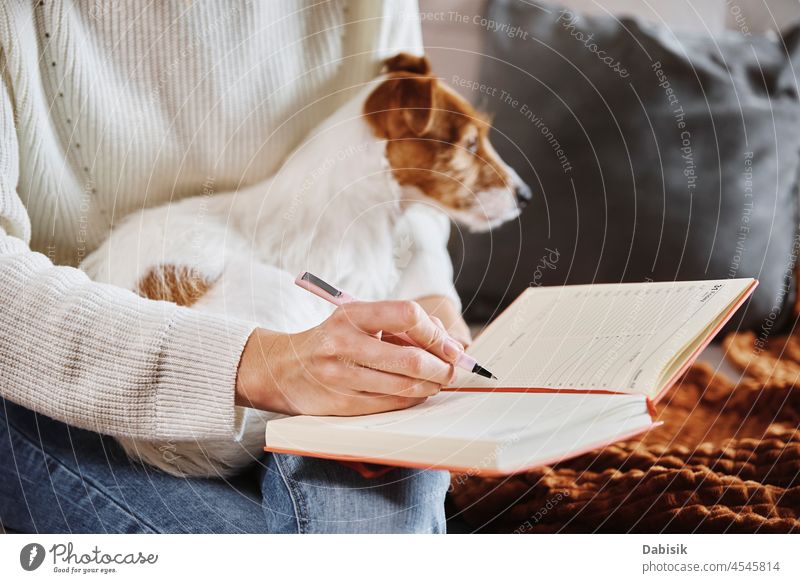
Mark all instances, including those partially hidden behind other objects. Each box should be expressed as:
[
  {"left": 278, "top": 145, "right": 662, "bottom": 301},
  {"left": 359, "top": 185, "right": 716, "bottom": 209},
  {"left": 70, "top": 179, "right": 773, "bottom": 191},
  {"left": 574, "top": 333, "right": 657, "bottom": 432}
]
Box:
[{"left": 80, "top": 53, "right": 531, "bottom": 477}]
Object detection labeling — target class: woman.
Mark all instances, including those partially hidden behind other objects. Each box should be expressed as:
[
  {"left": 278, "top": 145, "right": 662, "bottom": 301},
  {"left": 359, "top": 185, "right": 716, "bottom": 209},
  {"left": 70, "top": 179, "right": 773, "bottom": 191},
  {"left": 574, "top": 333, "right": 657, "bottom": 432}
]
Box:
[{"left": 0, "top": 1, "right": 469, "bottom": 533}]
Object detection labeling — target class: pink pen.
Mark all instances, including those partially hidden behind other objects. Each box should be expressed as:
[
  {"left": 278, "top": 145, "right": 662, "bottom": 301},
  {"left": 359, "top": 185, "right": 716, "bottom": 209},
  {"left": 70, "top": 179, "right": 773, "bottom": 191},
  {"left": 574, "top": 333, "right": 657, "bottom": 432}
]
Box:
[{"left": 295, "top": 271, "right": 497, "bottom": 379}]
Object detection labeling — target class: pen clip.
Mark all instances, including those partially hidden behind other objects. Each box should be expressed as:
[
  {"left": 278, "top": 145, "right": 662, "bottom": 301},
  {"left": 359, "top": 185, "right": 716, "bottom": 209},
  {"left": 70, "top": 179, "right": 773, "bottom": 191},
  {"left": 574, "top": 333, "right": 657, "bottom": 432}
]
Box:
[{"left": 295, "top": 271, "right": 356, "bottom": 306}]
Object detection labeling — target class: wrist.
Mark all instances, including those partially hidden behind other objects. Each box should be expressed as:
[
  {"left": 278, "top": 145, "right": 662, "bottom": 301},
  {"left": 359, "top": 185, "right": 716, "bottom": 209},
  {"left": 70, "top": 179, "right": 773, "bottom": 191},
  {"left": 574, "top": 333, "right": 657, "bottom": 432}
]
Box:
[{"left": 235, "top": 328, "right": 290, "bottom": 412}]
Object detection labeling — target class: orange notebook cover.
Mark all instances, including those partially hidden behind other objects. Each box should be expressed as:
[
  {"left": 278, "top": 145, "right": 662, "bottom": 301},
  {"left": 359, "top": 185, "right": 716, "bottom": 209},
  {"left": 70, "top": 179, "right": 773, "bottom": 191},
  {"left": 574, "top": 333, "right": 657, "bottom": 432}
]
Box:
[{"left": 264, "top": 279, "right": 757, "bottom": 477}]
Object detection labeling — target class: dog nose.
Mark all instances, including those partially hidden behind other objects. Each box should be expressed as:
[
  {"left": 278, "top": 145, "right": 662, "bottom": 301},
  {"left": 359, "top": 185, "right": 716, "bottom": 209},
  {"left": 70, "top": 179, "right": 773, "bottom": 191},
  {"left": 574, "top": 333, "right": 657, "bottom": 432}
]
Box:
[{"left": 515, "top": 183, "right": 532, "bottom": 208}]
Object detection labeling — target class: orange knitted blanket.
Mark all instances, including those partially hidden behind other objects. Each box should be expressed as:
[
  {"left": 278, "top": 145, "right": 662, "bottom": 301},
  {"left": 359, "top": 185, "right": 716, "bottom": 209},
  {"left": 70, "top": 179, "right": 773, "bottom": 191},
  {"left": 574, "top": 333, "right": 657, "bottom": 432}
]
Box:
[{"left": 448, "top": 327, "right": 800, "bottom": 533}]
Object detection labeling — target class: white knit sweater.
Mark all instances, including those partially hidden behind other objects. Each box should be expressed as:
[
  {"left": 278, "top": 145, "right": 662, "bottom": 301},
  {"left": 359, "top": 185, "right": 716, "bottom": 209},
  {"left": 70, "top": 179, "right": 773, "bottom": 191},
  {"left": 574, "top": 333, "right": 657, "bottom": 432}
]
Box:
[{"left": 0, "top": 1, "right": 457, "bottom": 441}]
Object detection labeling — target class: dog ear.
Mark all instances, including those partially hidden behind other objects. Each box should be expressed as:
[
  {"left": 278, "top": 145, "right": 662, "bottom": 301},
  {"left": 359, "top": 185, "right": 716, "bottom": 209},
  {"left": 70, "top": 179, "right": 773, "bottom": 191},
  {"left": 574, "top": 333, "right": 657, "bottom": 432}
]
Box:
[
  {"left": 384, "top": 53, "right": 431, "bottom": 75},
  {"left": 400, "top": 76, "right": 435, "bottom": 136},
  {"left": 364, "top": 76, "right": 436, "bottom": 137}
]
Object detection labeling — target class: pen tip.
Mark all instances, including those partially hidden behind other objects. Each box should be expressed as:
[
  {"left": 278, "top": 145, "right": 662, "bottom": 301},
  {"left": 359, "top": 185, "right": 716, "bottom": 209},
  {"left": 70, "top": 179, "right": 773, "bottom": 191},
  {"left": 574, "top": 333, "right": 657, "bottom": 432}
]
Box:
[
  {"left": 472, "top": 364, "right": 498, "bottom": 380},
  {"left": 491, "top": 374, "right": 498, "bottom": 380}
]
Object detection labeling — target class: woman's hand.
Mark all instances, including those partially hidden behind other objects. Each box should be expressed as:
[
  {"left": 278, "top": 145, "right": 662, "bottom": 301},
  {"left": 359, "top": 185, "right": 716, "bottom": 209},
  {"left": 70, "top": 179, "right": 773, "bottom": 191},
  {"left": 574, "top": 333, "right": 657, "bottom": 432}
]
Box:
[
  {"left": 414, "top": 295, "right": 472, "bottom": 347},
  {"left": 235, "top": 300, "right": 466, "bottom": 416}
]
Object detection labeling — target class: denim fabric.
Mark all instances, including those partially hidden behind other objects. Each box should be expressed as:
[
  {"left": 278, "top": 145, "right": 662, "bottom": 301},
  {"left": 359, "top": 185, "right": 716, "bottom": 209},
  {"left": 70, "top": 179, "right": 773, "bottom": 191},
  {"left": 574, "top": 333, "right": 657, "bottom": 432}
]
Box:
[{"left": 0, "top": 399, "right": 449, "bottom": 533}]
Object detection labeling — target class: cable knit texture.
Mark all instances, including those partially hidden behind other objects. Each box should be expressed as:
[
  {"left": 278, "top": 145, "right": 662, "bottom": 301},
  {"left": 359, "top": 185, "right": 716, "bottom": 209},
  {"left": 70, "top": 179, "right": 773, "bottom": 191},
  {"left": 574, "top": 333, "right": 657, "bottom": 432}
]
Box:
[{"left": 0, "top": 1, "right": 448, "bottom": 441}]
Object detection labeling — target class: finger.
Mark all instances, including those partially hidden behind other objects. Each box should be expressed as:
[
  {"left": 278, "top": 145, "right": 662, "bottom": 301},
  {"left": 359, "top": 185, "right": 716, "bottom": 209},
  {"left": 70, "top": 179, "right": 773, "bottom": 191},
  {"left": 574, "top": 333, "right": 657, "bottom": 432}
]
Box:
[
  {"left": 340, "top": 334, "right": 454, "bottom": 385},
  {"left": 336, "top": 364, "right": 443, "bottom": 397},
  {"left": 379, "top": 328, "right": 457, "bottom": 349},
  {"left": 377, "top": 333, "right": 413, "bottom": 347},
  {"left": 338, "top": 301, "right": 464, "bottom": 365},
  {"left": 449, "top": 331, "right": 471, "bottom": 349},
  {"left": 380, "top": 324, "right": 452, "bottom": 347}
]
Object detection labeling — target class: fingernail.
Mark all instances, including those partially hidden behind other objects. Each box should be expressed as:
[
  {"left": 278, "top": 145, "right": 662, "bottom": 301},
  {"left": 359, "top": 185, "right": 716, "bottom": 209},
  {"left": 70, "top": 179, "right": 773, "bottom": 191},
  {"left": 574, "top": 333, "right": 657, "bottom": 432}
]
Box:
[{"left": 443, "top": 337, "right": 463, "bottom": 360}]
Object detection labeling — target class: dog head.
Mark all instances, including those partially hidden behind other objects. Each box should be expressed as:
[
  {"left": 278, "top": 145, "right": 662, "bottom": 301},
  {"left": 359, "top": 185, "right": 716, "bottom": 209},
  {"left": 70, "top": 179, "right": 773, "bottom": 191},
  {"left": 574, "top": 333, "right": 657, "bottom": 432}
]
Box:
[{"left": 364, "top": 53, "right": 531, "bottom": 232}]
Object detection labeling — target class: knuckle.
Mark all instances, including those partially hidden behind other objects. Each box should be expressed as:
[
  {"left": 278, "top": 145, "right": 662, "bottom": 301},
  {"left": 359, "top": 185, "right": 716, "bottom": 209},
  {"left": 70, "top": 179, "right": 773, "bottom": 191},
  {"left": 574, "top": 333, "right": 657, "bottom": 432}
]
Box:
[
  {"left": 401, "top": 300, "right": 422, "bottom": 326},
  {"left": 398, "top": 378, "right": 418, "bottom": 396},
  {"left": 314, "top": 336, "right": 335, "bottom": 358},
  {"left": 405, "top": 352, "right": 425, "bottom": 376},
  {"left": 409, "top": 380, "right": 437, "bottom": 397},
  {"left": 428, "top": 325, "right": 444, "bottom": 347},
  {"left": 319, "top": 335, "right": 336, "bottom": 357},
  {"left": 317, "top": 360, "right": 340, "bottom": 382},
  {"left": 331, "top": 305, "right": 349, "bottom": 323},
  {"left": 328, "top": 332, "right": 346, "bottom": 354}
]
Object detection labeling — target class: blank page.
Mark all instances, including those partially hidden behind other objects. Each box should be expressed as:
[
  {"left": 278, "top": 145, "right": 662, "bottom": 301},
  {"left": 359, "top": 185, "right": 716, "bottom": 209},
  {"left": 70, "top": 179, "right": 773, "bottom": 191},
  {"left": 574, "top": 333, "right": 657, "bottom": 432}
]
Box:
[{"left": 451, "top": 279, "right": 753, "bottom": 398}]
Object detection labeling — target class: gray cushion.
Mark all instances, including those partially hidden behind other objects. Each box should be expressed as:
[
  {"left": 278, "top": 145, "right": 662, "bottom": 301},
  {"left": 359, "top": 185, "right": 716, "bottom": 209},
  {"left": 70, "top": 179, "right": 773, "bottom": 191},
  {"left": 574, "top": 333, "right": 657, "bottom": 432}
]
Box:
[{"left": 451, "top": 1, "right": 800, "bottom": 332}]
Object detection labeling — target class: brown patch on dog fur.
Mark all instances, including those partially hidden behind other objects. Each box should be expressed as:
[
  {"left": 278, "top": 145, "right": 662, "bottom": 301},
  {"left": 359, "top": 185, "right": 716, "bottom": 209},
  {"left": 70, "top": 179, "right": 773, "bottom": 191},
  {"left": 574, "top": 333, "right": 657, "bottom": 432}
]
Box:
[
  {"left": 137, "top": 265, "right": 216, "bottom": 307},
  {"left": 364, "top": 53, "right": 510, "bottom": 210}
]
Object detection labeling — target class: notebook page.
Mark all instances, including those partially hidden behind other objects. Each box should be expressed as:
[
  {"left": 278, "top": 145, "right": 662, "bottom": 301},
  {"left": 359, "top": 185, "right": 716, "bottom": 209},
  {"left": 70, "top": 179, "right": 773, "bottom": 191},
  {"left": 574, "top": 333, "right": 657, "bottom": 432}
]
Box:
[{"left": 451, "top": 279, "right": 752, "bottom": 396}]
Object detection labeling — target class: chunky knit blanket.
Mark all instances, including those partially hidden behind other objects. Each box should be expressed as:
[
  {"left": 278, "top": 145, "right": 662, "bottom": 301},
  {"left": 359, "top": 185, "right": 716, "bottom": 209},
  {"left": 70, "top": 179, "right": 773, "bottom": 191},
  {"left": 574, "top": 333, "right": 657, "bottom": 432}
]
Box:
[{"left": 449, "top": 327, "right": 800, "bottom": 533}]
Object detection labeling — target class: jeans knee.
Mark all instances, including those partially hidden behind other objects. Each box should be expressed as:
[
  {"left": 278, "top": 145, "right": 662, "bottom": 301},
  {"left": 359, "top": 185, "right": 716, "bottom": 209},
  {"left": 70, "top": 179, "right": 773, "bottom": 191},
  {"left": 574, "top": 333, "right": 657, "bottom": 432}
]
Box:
[
  {"left": 261, "top": 454, "right": 450, "bottom": 533},
  {"left": 398, "top": 468, "right": 450, "bottom": 534}
]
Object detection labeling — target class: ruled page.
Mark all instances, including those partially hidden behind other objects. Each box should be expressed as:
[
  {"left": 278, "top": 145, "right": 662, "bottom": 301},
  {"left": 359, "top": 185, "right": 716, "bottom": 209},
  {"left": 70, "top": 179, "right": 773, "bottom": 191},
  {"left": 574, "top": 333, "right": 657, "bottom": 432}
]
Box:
[{"left": 451, "top": 279, "right": 753, "bottom": 397}]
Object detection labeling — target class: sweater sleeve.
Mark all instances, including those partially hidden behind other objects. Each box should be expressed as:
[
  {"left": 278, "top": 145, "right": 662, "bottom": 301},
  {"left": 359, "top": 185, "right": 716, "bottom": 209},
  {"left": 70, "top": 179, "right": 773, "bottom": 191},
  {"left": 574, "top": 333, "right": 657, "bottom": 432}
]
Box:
[{"left": 0, "top": 70, "right": 257, "bottom": 441}]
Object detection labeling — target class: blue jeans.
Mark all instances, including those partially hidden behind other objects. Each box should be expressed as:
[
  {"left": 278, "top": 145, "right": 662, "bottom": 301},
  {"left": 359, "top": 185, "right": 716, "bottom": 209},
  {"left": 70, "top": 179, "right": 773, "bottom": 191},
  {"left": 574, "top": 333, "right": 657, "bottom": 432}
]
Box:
[{"left": 0, "top": 400, "right": 449, "bottom": 533}]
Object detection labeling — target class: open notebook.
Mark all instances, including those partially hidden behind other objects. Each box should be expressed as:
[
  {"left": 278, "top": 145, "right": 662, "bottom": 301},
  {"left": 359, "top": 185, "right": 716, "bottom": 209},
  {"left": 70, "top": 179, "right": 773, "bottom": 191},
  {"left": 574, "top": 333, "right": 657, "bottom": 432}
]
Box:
[{"left": 264, "top": 278, "right": 757, "bottom": 476}]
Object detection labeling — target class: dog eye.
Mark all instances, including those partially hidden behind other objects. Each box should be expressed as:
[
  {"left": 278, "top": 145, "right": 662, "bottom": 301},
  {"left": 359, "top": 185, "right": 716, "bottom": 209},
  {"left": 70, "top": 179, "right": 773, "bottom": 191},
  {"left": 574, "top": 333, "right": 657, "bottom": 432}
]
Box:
[{"left": 466, "top": 137, "right": 479, "bottom": 154}]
